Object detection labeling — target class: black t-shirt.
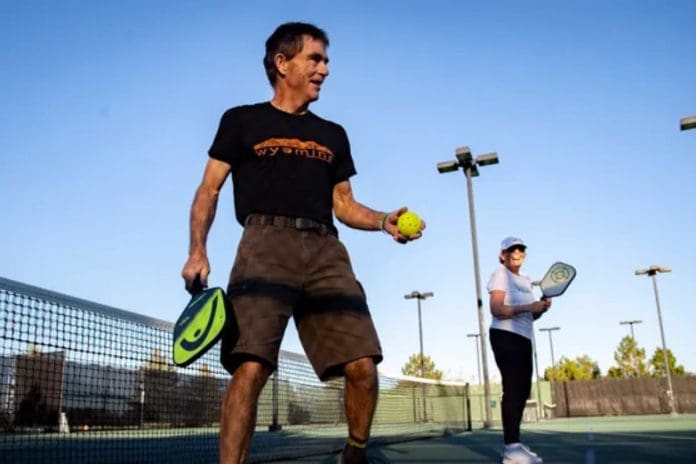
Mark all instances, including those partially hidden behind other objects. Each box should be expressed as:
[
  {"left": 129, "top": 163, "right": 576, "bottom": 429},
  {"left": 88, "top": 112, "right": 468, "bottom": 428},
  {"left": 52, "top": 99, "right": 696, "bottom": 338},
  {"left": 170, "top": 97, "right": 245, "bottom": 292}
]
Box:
[{"left": 208, "top": 102, "right": 356, "bottom": 227}]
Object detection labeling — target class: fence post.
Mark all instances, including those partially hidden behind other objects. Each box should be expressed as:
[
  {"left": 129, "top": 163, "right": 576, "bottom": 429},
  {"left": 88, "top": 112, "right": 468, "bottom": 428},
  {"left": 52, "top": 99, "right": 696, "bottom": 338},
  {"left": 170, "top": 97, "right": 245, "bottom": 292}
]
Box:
[
  {"left": 465, "top": 383, "right": 472, "bottom": 431},
  {"left": 412, "top": 384, "right": 417, "bottom": 423}
]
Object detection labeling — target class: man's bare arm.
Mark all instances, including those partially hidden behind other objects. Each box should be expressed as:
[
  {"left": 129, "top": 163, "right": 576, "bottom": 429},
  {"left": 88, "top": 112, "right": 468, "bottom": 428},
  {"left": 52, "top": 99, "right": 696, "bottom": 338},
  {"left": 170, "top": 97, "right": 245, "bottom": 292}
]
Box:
[
  {"left": 332, "top": 180, "right": 423, "bottom": 242},
  {"left": 332, "top": 180, "right": 385, "bottom": 230},
  {"left": 181, "top": 158, "right": 231, "bottom": 291}
]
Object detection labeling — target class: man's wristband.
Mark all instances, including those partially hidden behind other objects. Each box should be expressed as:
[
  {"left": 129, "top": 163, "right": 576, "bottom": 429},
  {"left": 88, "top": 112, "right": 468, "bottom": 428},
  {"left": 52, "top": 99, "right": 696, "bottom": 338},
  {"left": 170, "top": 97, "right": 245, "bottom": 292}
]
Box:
[{"left": 379, "top": 213, "right": 388, "bottom": 233}]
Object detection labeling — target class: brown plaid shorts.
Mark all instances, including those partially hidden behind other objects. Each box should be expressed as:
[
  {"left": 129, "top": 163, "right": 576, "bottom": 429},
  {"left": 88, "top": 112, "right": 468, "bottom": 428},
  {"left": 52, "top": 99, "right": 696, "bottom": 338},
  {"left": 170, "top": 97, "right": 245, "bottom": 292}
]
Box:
[{"left": 220, "top": 215, "right": 383, "bottom": 380}]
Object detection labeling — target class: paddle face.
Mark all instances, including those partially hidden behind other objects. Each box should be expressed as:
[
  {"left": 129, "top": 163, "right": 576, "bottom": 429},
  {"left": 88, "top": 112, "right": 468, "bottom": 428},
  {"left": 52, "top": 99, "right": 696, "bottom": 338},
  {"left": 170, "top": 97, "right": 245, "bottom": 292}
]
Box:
[
  {"left": 539, "top": 262, "right": 576, "bottom": 298},
  {"left": 173, "top": 287, "right": 227, "bottom": 367}
]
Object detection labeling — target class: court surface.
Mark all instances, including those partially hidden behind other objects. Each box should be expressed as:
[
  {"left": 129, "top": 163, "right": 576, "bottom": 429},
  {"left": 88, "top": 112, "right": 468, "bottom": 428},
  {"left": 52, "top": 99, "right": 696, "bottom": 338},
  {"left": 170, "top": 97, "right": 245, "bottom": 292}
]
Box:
[
  {"left": 275, "top": 414, "right": 696, "bottom": 464},
  {"left": 3, "top": 414, "right": 694, "bottom": 463}
]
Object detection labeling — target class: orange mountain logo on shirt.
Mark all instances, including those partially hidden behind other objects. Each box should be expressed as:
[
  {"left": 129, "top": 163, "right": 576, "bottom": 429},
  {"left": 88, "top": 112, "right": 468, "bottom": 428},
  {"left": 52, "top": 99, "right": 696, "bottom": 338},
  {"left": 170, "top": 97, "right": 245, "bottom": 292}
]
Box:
[{"left": 253, "top": 138, "right": 334, "bottom": 163}]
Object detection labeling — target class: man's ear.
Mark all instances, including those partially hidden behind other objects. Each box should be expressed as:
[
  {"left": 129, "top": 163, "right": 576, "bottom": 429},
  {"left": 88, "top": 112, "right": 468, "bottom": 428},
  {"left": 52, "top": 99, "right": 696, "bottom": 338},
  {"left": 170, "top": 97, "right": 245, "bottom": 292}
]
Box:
[{"left": 274, "top": 53, "right": 287, "bottom": 79}]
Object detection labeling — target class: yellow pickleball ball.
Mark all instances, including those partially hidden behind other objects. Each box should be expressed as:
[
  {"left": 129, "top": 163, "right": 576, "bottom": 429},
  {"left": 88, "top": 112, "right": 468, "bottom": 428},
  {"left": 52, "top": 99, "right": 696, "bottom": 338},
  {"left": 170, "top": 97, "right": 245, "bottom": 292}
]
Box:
[{"left": 397, "top": 211, "right": 422, "bottom": 237}]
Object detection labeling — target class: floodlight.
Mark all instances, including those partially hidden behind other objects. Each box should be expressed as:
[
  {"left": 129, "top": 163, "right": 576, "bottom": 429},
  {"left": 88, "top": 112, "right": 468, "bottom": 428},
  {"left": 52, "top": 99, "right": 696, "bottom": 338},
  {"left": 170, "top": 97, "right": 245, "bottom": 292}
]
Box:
[
  {"left": 680, "top": 115, "right": 696, "bottom": 131},
  {"left": 476, "top": 152, "right": 499, "bottom": 166},
  {"left": 437, "top": 161, "right": 459, "bottom": 173},
  {"left": 455, "top": 146, "right": 473, "bottom": 165}
]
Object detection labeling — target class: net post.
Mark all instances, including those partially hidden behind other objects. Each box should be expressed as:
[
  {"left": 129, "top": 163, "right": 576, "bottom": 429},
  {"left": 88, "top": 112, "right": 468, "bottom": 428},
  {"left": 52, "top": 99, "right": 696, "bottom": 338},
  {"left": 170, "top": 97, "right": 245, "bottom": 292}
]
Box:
[{"left": 269, "top": 371, "right": 282, "bottom": 431}]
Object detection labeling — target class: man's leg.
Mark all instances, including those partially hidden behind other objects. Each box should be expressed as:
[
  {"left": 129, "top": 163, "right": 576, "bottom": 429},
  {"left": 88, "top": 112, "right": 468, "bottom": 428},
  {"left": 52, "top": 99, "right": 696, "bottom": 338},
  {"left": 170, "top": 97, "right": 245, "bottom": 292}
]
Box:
[
  {"left": 341, "top": 357, "right": 378, "bottom": 462},
  {"left": 220, "top": 360, "right": 271, "bottom": 464}
]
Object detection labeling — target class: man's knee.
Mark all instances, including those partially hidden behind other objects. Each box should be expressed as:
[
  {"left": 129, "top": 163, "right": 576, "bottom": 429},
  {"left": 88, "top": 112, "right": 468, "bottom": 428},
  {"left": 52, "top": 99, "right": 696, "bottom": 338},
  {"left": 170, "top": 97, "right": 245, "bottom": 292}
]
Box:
[
  {"left": 231, "top": 360, "right": 272, "bottom": 393},
  {"left": 344, "top": 357, "right": 377, "bottom": 385}
]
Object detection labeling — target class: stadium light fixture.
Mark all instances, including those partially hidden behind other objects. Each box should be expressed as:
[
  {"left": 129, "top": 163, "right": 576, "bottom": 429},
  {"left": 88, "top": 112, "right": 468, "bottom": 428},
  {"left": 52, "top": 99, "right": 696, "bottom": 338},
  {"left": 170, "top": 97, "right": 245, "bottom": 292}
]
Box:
[
  {"left": 619, "top": 319, "right": 643, "bottom": 340},
  {"left": 635, "top": 265, "right": 677, "bottom": 415},
  {"left": 680, "top": 115, "right": 696, "bottom": 131},
  {"left": 476, "top": 152, "right": 500, "bottom": 167},
  {"left": 437, "top": 160, "right": 459, "bottom": 173},
  {"left": 635, "top": 265, "right": 671, "bottom": 276},
  {"left": 455, "top": 146, "right": 473, "bottom": 163},
  {"left": 436, "top": 146, "right": 499, "bottom": 429}
]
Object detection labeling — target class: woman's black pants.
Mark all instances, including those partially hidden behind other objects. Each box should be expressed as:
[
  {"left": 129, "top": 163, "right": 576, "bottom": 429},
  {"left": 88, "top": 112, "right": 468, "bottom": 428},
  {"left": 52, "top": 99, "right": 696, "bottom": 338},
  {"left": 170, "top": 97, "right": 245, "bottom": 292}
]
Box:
[{"left": 490, "top": 328, "right": 533, "bottom": 444}]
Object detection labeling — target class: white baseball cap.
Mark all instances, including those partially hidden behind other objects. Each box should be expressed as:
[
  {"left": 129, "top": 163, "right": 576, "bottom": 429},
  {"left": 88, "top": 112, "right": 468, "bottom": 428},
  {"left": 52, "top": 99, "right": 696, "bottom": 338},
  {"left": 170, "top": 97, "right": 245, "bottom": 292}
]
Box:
[{"left": 500, "top": 236, "right": 526, "bottom": 251}]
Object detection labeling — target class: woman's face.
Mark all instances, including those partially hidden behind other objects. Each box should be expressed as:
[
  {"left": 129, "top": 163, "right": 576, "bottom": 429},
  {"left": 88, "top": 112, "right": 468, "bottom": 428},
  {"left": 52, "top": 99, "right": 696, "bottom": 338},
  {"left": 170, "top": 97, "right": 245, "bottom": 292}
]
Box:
[{"left": 500, "top": 245, "right": 526, "bottom": 272}]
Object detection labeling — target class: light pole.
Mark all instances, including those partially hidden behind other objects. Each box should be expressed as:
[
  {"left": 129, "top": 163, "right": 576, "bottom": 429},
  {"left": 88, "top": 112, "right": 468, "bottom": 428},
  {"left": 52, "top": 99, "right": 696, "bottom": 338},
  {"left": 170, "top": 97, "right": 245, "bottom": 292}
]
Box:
[
  {"left": 635, "top": 265, "right": 676, "bottom": 415},
  {"left": 531, "top": 331, "right": 544, "bottom": 420},
  {"left": 539, "top": 327, "right": 561, "bottom": 375},
  {"left": 619, "top": 319, "right": 643, "bottom": 340},
  {"left": 466, "top": 333, "right": 482, "bottom": 386},
  {"left": 680, "top": 115, "right": 696, "bottom": 131},
  {"left": 404, "top": 290, "right": 433, "bottom": 422},
  {"left": 530, "top": 280, "right": 544, "bottom": 418},
  {"left": 437, "top": 146, "right": 499, "bottom": 428},
  {"left": 466, "top": 332, "right": 484, "bottom": 423},
  {"left": 404, "top": 291, "right": 434, "bottom": 377}
]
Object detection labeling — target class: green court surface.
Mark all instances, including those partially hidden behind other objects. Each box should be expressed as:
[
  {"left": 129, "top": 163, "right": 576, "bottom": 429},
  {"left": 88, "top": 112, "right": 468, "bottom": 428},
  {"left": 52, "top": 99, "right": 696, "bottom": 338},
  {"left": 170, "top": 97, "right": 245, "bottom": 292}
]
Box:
[
  {"left": 3, "top": 415, "right": 694, "bottom": 463},
  {"left": 279, "top": 414, "right": 696, "bottom": 464}
]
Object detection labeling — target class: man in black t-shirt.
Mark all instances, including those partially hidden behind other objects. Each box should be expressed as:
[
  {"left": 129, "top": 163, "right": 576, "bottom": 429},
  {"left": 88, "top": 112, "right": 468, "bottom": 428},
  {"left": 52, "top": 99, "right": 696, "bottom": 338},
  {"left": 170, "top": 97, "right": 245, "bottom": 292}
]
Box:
[{"left": 181, "top": 22, "right": 425, "bottom": 464}]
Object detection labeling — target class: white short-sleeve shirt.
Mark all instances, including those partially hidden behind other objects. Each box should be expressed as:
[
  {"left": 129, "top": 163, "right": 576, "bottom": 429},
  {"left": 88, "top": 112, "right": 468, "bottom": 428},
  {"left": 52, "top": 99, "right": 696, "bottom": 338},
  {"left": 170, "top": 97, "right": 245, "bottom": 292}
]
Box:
[{"left": 487, "top": 265, "right": 535, "bottom": 340}]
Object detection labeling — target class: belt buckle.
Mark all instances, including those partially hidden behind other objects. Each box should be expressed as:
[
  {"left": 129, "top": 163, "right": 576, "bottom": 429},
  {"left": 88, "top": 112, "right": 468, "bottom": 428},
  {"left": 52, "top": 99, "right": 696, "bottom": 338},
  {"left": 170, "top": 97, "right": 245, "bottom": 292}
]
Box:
[{"left": 294, "top": 217, "right": 315, "bottom": 230}]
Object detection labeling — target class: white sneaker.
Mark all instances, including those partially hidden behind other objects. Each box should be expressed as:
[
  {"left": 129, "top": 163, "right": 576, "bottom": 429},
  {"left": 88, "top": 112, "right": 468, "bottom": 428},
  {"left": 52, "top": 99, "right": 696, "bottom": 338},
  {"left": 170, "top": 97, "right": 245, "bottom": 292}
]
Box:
[
  {"left": 500, "top": 443, "right": 543, "bottom": 464},
  {"left": 520, "top": 443, "right": 541, "bottom": 459}
]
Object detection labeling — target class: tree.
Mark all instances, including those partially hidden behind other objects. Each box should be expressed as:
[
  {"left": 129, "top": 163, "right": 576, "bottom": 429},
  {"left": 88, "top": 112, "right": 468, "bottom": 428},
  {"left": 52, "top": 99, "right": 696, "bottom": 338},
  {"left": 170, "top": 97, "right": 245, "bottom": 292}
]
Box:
[
  {"left": 140, "top": 349, "right": 179, "bottom": 423},
  {"left": 649, "top": 347, "right": 686, "bottom": 377},
  {"left": 14, "top": 349, "right": 65, "bottom": 428},
  {"left": 544, "top": 355, "right": 601, "bottom": 381},
  {"left": 607, "top": 336, "right": 648, "bottom": 378},
  {"left": 27, "top": 344, "right": 41, "bottom": 356},
  {"left": 15, "top": 385, "right": 48, "bottom": 427},
  {"left": 401, "top": 354, "right": 443, "bottom": 380},
  {"left": 183, "top": 364, "right": 222, "bottom": 426}
]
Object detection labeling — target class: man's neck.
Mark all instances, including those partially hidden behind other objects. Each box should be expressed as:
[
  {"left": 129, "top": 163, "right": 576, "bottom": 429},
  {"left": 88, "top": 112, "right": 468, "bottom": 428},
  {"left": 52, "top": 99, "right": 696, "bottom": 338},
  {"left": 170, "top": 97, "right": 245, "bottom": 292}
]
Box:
[{"left": 271, "top": 91, "right": 310, "bottom": 115}]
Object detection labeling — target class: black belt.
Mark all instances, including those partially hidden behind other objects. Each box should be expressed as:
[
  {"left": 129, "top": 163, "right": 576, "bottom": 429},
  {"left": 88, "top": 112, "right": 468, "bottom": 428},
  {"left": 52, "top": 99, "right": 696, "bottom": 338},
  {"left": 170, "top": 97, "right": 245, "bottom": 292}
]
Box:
[{"left": 244, "top": 214, "right": 337, "bottom": 236}]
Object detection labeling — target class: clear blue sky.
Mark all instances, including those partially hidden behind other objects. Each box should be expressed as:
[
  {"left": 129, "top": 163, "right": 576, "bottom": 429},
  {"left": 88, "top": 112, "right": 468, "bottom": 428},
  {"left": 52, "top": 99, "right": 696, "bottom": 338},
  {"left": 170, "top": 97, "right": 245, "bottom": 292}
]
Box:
[{"left": 2, "top": 0, "right": 695, "bottom": 383}]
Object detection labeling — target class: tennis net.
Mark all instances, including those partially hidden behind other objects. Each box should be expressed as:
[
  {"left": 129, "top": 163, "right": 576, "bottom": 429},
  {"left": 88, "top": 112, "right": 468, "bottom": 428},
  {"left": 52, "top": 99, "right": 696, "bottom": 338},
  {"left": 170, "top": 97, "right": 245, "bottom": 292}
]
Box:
[{"left": 0, "top": 277, "right": 471, "bottom": 463}]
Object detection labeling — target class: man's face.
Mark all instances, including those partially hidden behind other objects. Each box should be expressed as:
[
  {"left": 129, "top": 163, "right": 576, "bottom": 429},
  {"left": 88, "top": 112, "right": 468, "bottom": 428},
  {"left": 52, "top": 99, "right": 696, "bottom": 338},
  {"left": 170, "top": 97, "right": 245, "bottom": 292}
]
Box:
[{"left": 281, "top": 35, "right": 329, "bottom": 103}]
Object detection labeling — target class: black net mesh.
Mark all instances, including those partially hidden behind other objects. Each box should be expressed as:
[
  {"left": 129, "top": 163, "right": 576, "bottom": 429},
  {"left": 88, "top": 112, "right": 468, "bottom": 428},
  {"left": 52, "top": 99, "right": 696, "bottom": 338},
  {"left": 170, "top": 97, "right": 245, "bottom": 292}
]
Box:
[{"left": 0, "top": 277, "right": 470, "bottom": 463}]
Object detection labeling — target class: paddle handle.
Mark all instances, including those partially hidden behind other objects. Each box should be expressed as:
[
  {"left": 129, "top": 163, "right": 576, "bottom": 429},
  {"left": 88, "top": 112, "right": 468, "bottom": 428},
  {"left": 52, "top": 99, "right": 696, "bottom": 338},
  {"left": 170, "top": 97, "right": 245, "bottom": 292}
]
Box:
[{"left": 190, "top": 275, "right": 207, "bottom": 295}]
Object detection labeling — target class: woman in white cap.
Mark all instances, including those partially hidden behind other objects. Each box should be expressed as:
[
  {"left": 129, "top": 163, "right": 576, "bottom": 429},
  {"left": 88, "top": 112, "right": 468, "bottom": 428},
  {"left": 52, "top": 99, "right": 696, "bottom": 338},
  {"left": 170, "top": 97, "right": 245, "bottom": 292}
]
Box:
[{"left": 487, "top": 237, "right": 551, "bottom": 464}]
